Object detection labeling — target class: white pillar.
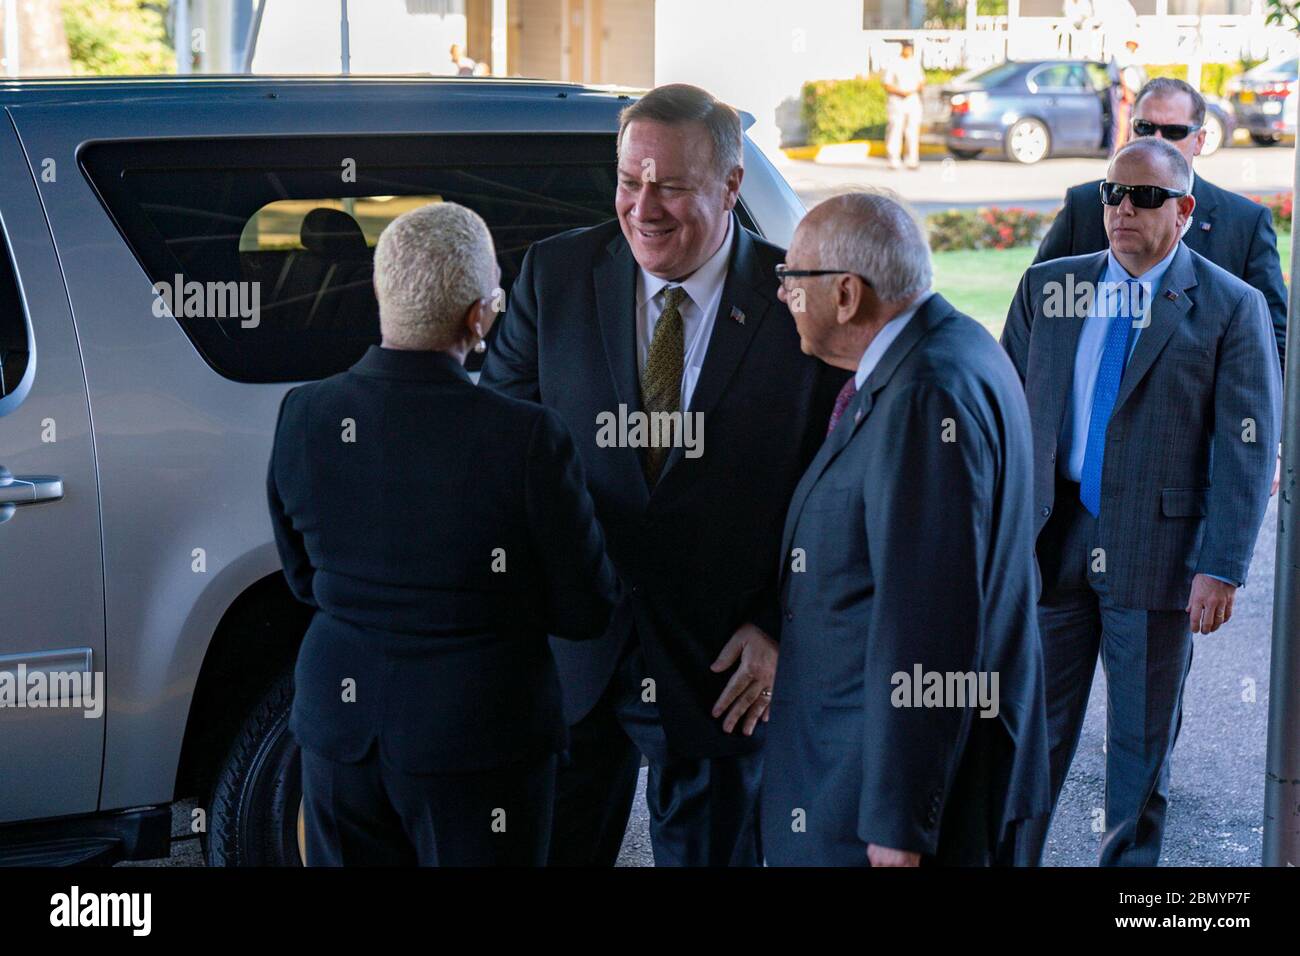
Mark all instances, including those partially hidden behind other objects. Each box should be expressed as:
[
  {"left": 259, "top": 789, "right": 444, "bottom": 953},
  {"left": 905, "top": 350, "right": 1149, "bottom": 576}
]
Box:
[{"left": 491, "top": 0, "right": 508, "bottom": 76}]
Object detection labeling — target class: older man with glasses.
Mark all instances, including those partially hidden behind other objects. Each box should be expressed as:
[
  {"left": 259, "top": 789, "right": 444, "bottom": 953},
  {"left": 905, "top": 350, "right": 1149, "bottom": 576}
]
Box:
[
  {"left": 1035, "top": 77, "right": 1287, "bottom": 372},
  {"left": 1003, "top": 137, "right": 1281, "bottom": 866}
]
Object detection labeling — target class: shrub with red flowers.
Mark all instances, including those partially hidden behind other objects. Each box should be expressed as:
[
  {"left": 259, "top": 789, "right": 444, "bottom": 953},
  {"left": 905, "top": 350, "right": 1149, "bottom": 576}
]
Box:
[
  {"left": 926, "top": 206, "right": 1056, "bottom": 252},
  {"left": 1246, "top": 192, "right": 1293, "bottom": 232}
]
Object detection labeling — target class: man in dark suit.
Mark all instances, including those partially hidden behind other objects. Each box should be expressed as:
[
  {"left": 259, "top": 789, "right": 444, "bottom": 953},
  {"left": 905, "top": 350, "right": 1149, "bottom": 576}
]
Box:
[
  {"left": 1035, "top": 78, "right": 1287, "bottom": 369},
  {"left": 268, "top": 202, "right": 617, "bottom": 866},
  {"left": 761, "top": 191, "right": 1050, "bottom": 867},
  {"left": 1003, "top": 138, "right": 1281, "bottom": 865},
  {"left": 480, "top": 84, "right": 846, "bottom": 866}
]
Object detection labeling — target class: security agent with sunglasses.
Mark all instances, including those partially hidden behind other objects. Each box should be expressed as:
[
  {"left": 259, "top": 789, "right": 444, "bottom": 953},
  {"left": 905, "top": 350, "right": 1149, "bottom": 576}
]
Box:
[
  {"left": 1035, "top": 77, "right": 1287, "bottom": 370},
  {"left": 763, "top": 192, "right": 1050, "bottom": 866},
  {"left": 1003, "top": 137, "right": 1281, "bottom": 866}
]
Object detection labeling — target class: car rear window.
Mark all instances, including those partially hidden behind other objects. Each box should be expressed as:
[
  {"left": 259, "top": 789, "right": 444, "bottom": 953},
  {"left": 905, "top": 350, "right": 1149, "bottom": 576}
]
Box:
[
  {"left": 79, "top": 134, "right": 620, "bottom": 383},
  {"left": 965, "top": 62, "right": 1023, "bottom": 89}
]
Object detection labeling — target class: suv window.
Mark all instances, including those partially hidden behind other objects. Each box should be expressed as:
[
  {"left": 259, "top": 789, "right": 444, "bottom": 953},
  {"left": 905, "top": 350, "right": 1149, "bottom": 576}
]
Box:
[
  {"left": 80, "top": 134, "right": 621, "bottom": 382},
  {"left": 0, "top": 235, "right": 30, "bottom": 410}
]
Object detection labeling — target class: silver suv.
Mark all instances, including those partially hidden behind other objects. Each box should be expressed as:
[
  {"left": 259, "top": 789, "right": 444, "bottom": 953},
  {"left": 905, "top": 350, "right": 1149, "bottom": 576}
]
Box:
[{"left": 0, "top": 76, "right": 804, "bottom": 865}]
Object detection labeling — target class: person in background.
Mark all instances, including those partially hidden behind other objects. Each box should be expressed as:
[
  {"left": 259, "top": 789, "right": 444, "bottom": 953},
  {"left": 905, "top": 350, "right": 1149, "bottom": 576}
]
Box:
[
  {"left": 449, "top": 43, "right": 477, "bottom": 76},
  {"left": 268, "top": 202, "right": 617, "bottom": 866},
  {"left": 1003, "top": 138, "right": 1280, "bottom": 865},
  {"left": 1108, "top": 38, "right": 1145, "bottom": 153},
  {"left": 883, "top": 40, "right": 924, "bottom": 171}
]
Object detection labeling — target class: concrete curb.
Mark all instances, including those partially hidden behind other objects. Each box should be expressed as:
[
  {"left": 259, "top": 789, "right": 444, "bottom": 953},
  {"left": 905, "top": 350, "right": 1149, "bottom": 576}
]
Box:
[{"left": 782, "top": 139, "right": 950, "bottom": 163}]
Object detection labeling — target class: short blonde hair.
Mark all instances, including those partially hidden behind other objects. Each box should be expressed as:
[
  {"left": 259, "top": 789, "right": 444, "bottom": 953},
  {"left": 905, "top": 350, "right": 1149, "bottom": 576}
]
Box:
[{"left": 373, "top": 202, "right": 496, "bottom": 349}]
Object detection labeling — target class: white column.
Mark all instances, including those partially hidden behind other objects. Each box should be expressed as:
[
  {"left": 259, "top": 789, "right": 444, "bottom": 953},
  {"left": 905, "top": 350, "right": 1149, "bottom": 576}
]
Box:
[{"left": 491, "top": 0, "right": 508, "bottom": 76}]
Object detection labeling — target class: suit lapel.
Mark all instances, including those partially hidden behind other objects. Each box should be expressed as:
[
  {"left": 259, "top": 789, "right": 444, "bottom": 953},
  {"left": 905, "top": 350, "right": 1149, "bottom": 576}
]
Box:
[
  {"left": 658, "top": 217, "right": 770, "bottom": 481},
  {"left": 779, "top": 294, "right": 953, "bottom": 584},
  {"left": 1113, "top": 242, "right": 1196, "bottom": 414},
  {"left": 594, "top": 234, "right": 641, "bottom": 416},
  {"left": 1183, "top": 177, "right": 1218, "bottom": 256}
]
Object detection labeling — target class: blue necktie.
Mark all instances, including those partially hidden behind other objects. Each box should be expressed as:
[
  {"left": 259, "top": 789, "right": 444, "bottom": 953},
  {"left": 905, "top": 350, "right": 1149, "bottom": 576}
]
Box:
[{"left": 1080, "top": 279, "right": 1141, "bottom": 516}]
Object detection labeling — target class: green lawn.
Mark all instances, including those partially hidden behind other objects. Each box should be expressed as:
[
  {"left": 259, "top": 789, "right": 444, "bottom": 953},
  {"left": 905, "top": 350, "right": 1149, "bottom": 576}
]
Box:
[{"left": 933, "top": 231, "right": 1292, "bottom": 339}]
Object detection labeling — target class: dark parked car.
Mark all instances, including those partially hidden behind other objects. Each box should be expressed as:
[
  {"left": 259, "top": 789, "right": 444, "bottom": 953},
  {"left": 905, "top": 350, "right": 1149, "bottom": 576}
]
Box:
[
  {"left": 943, "top": 59, "right": 1231, "bottom": 164},
  {"left": 1228, "top": 55, "right": 1297, "bottom": 146}
]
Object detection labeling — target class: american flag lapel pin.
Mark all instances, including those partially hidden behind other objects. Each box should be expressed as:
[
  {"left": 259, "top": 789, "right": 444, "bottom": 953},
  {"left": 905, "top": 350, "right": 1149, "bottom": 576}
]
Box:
[
  {"left": 730, "top": 306, "right": 745, "bottom": 325},
  {"left": 1165, "top": 289, "right": 1178, "bottom": 301},
  {"left": 1201, "top": 221, "right": 1212, "bottom": 232}
]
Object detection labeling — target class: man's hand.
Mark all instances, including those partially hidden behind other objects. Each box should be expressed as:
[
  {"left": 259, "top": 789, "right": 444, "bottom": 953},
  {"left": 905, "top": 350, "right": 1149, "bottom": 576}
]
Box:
[
  {"left": 710, "top": 623, "right": 777, "bottom": 735},
  {"left": 1187, "top": 573, "right": 1237, "bottom": 634},
  {"left": 868, "top": 844, "right": 921, "bottom": 867}
]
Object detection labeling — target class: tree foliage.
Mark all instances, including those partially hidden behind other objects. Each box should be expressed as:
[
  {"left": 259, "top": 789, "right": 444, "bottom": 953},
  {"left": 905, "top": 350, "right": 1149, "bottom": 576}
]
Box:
[{"left": 61, "top": 0, "right": 174, "bottom": 76}]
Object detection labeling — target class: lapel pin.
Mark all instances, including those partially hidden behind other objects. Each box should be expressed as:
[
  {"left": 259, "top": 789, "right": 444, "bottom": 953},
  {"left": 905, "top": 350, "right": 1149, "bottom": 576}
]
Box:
[
  {"left": 730, "top": 306, "right": 745, "bottom": 325},
  {"left": 1201, "top": 222, "right": 1212, "bottom": 231},
  {"left": 854, "top": 409, "right": 864, "bottom": 425},
  {"left": 1165, "top": 289, "right": 1178, "bottom": 301}
]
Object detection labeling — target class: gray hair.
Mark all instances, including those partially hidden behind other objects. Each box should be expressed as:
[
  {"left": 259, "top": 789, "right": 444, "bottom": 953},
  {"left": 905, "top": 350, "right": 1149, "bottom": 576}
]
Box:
[
  {"left": 807, "top": 190, "right": 932, "bottom": 304},
  {"left": 372, "top": 202, "right": 496, "bottom": 350},
  {"left": 618, "top": 83, "right": 743, "bottom": 181},
  {"left": 1111, "top": 136, "right": 1193, "bottom": 193},
  {"left": 1134, "top": 76, "right": 1206, "bottom": 128}
]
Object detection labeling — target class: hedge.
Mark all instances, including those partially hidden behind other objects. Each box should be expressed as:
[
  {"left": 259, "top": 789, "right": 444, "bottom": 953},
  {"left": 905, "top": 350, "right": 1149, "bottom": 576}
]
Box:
[
  {"left": 800, "top": 68, "right": 961, "bottom": 146},
  {"left": 926, "top": 206, "right": 1056, "bottom": 252}
]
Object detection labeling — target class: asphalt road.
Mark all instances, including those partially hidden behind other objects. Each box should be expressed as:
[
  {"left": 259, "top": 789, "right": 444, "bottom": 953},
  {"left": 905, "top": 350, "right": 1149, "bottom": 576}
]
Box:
[{"left": 781, "top": 142, "right": 1297, "bottom": 216}]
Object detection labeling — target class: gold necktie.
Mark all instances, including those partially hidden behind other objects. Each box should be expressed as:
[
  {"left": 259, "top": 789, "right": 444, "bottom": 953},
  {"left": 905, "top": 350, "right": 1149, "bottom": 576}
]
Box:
[{"left": 641, "top": 285, "right": 688, "bottom": 485}]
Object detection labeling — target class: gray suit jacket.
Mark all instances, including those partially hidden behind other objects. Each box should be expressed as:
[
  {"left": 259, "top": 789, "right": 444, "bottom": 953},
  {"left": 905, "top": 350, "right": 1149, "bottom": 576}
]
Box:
[
  {"left": 1001, "top": 243, "right": 1281, "bottom": 610},
  {"left": 761, "top": 294, "right": 1050, "bottom": 866}
]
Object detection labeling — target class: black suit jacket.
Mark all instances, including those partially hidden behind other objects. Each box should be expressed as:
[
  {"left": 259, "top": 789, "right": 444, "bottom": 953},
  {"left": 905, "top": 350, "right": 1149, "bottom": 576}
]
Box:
[
  {"left": 1034, "top": 176, "right": 1287, "bottom": 368},
  {"left": 267, "top": 345, "right": 617, "bottom": 773},
  {"left": 762, "top": 294, "right": 1050, "bottom": 865},
  {"left": 479, "top": 215, "right": 848, "bottom": 759}
]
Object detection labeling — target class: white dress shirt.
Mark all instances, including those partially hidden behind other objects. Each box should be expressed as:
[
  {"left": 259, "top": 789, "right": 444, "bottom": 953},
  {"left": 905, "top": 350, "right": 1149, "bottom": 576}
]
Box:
[{"left": 636, "top": 216, "right": 734, "bottom": 412}]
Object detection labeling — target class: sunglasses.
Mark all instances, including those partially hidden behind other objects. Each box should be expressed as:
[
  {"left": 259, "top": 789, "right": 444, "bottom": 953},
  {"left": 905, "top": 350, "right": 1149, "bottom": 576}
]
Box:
[
  {"left": 775, "top": 264, "right": 873, "bottom": 289},
  {"left": 1132, "top": 118, "right": 1202, "bottom": 141},
  {"left": 1099, "top": 181, "right": 1188, "bottom": 209}
]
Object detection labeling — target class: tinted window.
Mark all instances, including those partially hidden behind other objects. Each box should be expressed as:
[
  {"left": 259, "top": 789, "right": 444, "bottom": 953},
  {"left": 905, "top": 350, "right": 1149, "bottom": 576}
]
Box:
[
  {"left": 966, "top": 62, "right": 1023, "bottom": 88},
  {"left": 80, "top": 134, "right": 621, "bottom": 383},
  {"left": 1031, "top": 64, "right": 1086, "bottom": 91},
  {"left": 0, "top": 237, "right": 29, "bottom": 410}
]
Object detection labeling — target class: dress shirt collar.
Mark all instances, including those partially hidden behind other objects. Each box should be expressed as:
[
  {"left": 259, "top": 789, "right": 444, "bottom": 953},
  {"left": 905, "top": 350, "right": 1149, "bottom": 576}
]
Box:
[
  {"left": 1103, "top": 241, "right": 1179, "bottom": 301},
  {"left": 637, "top": 215, "right": 734, "bottom": 311},
  {"left": 854, "top": 290, "right": 933, "bottom": 390}
]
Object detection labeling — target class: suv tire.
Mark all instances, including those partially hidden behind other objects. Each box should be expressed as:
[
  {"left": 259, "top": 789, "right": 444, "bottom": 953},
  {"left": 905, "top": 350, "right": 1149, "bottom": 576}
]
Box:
[{"left": 205, "top": 670, "right": 305, "bottom": 866}]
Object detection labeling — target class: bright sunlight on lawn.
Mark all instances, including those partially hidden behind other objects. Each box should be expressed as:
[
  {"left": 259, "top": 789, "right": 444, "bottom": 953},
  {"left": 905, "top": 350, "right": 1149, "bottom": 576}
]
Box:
[{"left": 933, "top": 231, "right": 1292, "bottom": 340}]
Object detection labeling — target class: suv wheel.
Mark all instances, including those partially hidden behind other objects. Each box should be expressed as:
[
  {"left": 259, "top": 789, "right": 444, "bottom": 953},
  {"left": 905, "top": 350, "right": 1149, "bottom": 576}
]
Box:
[
  {"left": 1201, "top": 113, "right": 1224, "bottom": 156},
  {"left": 205, "top": 671, "right": 305, "bottom": 866}
]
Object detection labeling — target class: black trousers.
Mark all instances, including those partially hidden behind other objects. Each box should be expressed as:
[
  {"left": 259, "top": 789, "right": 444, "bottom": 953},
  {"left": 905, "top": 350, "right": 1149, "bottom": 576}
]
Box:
[
  {"left": 548, "top": 638, "right": 763, "bottom": 867},
  {"left": 300, "top": 743, "right": 557, "bottom": 866}
]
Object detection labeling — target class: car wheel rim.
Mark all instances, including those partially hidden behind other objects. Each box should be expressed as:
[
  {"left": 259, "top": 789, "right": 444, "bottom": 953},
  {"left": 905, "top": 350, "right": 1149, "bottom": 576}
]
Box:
[{"left": 1012, "top": 123, "right": 1047, "bottom": 162}]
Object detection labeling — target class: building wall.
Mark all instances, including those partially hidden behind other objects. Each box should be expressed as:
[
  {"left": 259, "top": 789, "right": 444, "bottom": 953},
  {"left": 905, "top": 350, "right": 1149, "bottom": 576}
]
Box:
[
  {"left": 513, "top": 0, "right": 564, "bottom": 78},
  {"left": 600, "top": 0, "right": 654, "bottom": 86}
]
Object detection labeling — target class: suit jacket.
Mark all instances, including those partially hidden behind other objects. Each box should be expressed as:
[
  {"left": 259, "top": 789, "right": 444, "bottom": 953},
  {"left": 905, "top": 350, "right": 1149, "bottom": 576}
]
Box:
[
  {"left": 1034, "top": 176, "right": 1288, "bottom": 368},
  {"left": 479, "top": 215, "right": 848, "bottom": 759},
  {"left": 761, "top": 294, "right": 1050, "bottom": 866},
  {"left": 267, "top": 345, "right": 618, "bottom": 773},
  {"left": 1002, "top": 244, "right": 1281, "bottom": 609}
]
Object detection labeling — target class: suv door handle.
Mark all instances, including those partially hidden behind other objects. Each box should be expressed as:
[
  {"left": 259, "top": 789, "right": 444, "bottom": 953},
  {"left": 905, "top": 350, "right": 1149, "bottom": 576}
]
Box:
[{"left": 0, "top": 466, "right": 63, "bottom": 506}]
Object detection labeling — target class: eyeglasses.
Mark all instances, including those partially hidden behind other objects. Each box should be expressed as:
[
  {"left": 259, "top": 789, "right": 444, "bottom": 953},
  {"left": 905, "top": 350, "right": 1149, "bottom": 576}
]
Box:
[
  {"left": 1132, "top": 118, "right": 1202, "bottom": 141},
  {"left": 775, "top": 264, "right": 873, "bottom": 289},
  {"left": 1099, "top": 181, "right": 1188, "bottom": 209}
]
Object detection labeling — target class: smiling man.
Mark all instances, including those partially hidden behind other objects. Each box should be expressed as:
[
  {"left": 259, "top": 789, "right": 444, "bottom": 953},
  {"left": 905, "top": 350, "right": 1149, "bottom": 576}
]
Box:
[
  {"left": 1003, "top": 137, "right": 1281, "bottom": 866},
  {"left": 481, "top": 84, "right": 846, "bottom": 866}
]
